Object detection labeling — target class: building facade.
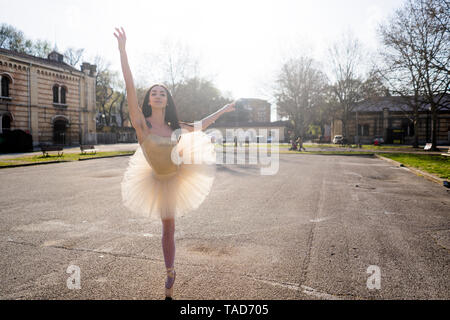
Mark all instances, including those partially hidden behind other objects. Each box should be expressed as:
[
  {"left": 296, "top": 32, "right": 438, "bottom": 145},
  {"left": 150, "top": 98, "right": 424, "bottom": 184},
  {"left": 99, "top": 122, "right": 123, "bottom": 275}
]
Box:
[
  {"left": 331, "top": 96, "right": 450, "bottom": 145},
  {"left": 238, "top": 98, "right": 271, "bottom": 123},
  {"left": 0, "top": 48, "right": 97, "bottom": 148}
]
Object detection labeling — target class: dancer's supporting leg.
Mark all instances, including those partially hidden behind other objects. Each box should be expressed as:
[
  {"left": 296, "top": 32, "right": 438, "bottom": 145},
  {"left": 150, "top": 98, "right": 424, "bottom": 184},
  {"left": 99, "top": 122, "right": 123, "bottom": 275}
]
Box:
[{"left": 161, "top": 218, "right": 176, "bottom": 290}]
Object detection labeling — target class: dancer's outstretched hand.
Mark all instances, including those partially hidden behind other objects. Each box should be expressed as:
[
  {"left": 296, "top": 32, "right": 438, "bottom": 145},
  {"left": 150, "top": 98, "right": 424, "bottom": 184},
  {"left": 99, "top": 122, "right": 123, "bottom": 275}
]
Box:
[
  {"left": 223, "top": 102, "right": 236, "bottom": 113},
  {"left": 113, "top": 27, "right": 127, "bottom": 52}
]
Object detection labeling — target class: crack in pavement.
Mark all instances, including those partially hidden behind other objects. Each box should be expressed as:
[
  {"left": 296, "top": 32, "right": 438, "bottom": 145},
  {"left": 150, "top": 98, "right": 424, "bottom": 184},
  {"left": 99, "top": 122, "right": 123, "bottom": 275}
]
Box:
[{"left": 245, "top": 275, "right": 346, "bottom": 300}]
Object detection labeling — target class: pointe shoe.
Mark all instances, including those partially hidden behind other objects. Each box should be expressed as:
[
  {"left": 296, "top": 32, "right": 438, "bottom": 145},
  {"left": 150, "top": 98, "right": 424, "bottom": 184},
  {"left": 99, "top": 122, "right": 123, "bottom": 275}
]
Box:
[{"left": 165, "top": 267, "right": 176, "bottom": 300}]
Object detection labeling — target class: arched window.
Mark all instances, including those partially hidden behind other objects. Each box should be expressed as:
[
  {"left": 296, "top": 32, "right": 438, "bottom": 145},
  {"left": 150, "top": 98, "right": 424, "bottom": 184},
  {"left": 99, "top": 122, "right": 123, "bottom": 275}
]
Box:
[
  {"left": 1, "top": 75, "right": 10, "bottom": 97},
  {"left": 53, "top": 85, "right": 59, "bottom": 103},
  {"left": 60, "top": 86, "right": 66, "bottom": 104},
  {"left": 52, "top": 84, "right": 68, "bottom": 106},
  {"left": 0, "top": 112, "right": 12, "bottom": 133}
]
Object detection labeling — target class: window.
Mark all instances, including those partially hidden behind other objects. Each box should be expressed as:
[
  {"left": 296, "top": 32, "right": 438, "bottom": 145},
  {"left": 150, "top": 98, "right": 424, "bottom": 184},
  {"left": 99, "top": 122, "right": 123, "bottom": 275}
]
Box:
[
  {"left": 1, "top": 75, "right": 10, "bottom": 97},
  {"left": 53, "top": 85, "right": 59, "bottom": 103},
  {"left": 358, "top": 124, "right": 370, "bottom": 136},
  {"left": 60, "top": 86, "right": 66, "bottom": 104},
  {"left": 0, "top": 113, "right": 12, "bottom": 133},
  {"left": 53, "top": 84, "right": 68, "bottom": 106}
]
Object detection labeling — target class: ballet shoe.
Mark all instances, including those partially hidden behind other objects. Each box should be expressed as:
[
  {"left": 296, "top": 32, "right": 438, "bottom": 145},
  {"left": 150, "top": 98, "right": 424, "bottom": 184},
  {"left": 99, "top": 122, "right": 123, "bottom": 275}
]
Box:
[{"left": 165, "top": 267, "right": 176, "bottom": 300}]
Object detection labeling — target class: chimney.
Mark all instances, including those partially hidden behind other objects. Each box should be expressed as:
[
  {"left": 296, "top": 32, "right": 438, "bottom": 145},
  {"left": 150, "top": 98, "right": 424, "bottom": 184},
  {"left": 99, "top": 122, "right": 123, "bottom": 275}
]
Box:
[
  {"left": 48, "top": 51, "right": 64, "bottom": 63},
  {"left": 81, "top": 62, "right": 91, "bottom": 75}
]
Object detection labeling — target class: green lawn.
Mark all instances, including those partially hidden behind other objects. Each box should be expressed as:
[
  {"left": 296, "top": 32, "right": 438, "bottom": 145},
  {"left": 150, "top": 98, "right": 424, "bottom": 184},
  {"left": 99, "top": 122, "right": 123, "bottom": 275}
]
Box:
[
  {"left": 303, "top": 143, "right": 418, "bottom": 150},
  {"left": 280, "top": 150, "right": 374, "bottom": 155},
  {"left": 0, "top": 151, "right": 134, "bottom": 167},
  {"left": 379, "top": 153, "right": 450, "bottom": 179}
]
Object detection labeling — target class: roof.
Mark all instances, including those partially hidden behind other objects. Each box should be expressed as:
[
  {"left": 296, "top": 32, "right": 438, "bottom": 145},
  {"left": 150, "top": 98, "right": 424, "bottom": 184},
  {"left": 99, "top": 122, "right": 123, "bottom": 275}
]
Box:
[
  {"left": 354, "top": 95, "right": 450, "bottom": 113},
  {"left": 0, "top": 47, "right": 80, "bottom": 73}
]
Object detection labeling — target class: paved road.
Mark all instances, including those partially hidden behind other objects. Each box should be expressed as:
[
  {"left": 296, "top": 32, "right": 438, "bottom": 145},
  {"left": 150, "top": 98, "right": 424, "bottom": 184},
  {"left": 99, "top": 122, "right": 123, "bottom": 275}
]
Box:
[{"left": 0, "top": 153, "right": 448, "bottom": 299}]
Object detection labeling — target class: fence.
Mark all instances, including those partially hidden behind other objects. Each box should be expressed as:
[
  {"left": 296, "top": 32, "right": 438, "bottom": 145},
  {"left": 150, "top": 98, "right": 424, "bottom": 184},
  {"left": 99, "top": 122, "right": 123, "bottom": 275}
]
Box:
[{"left": 95, "top": 130, "right": 137, "bottom": 144}]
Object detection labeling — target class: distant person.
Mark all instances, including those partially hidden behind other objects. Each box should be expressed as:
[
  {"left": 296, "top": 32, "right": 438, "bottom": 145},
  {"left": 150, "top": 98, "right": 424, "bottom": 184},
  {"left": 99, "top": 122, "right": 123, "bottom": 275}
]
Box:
[
  {"left": 289, "top": 139, "right": 297, "bottom": 151},
  {"left": 296, "top": 136, "right": 306, "bottom": 151}
]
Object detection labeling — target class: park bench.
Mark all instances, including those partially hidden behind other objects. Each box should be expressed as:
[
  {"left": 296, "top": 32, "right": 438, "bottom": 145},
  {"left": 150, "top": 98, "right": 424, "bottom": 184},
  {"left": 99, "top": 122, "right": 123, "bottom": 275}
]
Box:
[
  {"left": 80, "top": 145, "right": 96, "bottom": 155},
  {"left": 40, "top": 144, "right": 64, "bottom": 157},
  {"left": 424, "top": 143, "right": 432, "bottom": 150}
]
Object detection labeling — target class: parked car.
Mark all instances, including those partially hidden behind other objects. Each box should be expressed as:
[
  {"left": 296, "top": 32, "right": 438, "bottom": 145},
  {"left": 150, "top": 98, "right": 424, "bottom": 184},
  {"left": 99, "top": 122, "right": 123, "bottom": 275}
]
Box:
[{"left": 333, "top": 135, "right": 344, "bottom": 144}]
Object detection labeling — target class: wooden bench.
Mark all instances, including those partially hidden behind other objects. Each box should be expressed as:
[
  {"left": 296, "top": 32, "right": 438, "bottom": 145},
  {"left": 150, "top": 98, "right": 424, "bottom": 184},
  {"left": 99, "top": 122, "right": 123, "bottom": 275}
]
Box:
[
  {"left": 40, "top": 144, "right": 64, "bottom": 157},
  {"left": 80, "top": 145, "right": 96, "bottom": 155}
]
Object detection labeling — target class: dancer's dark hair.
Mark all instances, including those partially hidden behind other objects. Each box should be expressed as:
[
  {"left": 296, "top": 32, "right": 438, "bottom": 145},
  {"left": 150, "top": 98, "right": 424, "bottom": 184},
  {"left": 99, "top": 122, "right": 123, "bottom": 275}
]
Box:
[{"left": 142, "top": 84, "right": 181, "bottom": 131}]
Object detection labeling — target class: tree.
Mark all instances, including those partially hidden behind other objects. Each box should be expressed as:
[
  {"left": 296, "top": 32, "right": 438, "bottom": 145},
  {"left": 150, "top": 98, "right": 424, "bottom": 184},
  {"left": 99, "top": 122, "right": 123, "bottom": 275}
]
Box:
[
  {"left": 64, "top": 47, "right": 84, "bottom": 68},
  {"left": 274, "top": 56, "right": 329, "bottom": 139},
  {"left": 327, "top": 33, "right": 367, "bottom": 142},
  {"left": 0, "top": 23, "right": 52, "bottom": 58},
  {"left": 379, "top": 0, "right": 450, "bottom": 150},
  {"left": 139, "top": 39, "right": 200, "bottom": 99},
  {"left": 173, "top": 77, "right": 231, "bottom": 123}
]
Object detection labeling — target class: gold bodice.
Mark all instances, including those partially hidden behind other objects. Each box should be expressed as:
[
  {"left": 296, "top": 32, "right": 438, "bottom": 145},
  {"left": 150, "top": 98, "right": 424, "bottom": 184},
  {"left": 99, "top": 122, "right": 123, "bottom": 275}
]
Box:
[{"left": 140, "top": 133, "right": 179, "bottom": 177}]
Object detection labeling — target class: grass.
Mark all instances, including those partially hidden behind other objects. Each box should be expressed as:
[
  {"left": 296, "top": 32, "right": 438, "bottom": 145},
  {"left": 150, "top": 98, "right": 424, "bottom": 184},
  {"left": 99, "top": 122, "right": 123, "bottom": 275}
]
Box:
[
  {"left": 379, "top": 153, "right": 450, "bottom": 180},
  {"left": 0, "top": 151, "right": 134, "bottom": 167},
  {"left": 303, "top": 143, "right": 419, "bottom": 150},
  {"left": 280, "top": 150, "right": 374, "bottom": 155}
]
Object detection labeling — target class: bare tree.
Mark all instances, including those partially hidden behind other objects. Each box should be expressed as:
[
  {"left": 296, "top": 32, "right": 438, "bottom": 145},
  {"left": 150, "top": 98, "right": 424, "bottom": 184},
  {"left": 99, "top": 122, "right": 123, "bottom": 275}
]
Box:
[
  {"left": 327, "top": 33, "right": 367, "bottom": 142},
  {"left": 274, "top": 56, "right": 329, "bottom": 139},
  {"left": 64, "top": 47, "right": 84, "bottom": 68},
  {"left": 139, "top": 39, "right": 200, "bottom": 99},
  {"left": 379, "top": 0, "right": 450, "bottom": 150}
]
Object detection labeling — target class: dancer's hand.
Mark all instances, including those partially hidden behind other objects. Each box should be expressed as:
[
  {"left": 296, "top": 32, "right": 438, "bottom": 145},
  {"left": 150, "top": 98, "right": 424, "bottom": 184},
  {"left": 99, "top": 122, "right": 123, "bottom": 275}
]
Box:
[
  {"left": 222, "top": 102, "right": 236, "bottom": 113},
  {"left": 113, "top": 27, "right": 127, "bottom": 52}
]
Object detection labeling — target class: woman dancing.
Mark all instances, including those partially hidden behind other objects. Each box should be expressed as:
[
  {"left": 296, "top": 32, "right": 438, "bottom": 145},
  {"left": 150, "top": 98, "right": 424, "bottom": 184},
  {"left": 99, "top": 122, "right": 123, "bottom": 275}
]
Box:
[{"left": 114, "top": 27, "right": 235, "bottom": 300}]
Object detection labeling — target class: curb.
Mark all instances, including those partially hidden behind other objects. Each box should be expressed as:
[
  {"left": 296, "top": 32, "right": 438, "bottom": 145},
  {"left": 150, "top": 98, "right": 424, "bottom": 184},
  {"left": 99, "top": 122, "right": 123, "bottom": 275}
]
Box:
[
  {"left": 374, "top": 154, "right": 449, "bottom": 188},
  {"left": 78, "top": 153, "right": 134, "bottom": 161},
  {"left": 0, "top": 152, "right": 135, "bottom": 169},
  {"left": 0, "top": 160, "right": 71, "bottom": 169}
]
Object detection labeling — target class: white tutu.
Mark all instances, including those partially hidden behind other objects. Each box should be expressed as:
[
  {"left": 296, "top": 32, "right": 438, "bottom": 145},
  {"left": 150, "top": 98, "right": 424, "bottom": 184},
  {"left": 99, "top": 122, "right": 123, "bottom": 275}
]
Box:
[{"left": 121, "top": 130, "right": 216, "bottom": 220}]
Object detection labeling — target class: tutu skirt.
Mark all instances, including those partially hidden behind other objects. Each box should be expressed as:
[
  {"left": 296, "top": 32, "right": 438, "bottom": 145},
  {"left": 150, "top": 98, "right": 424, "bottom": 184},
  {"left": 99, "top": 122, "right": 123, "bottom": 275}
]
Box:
[{"left": 121, "top": 130, "right": 216, "bottom": 220}]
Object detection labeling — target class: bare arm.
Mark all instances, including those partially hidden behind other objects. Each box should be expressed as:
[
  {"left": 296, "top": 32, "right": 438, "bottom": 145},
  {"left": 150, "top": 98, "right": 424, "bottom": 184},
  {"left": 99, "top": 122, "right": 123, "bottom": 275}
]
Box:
[
  {"left": 114, "top": 27, "right": 145, "bottom": 134},
  {"left": 180, "top": 103, "right": 236, "bottom": 132}
]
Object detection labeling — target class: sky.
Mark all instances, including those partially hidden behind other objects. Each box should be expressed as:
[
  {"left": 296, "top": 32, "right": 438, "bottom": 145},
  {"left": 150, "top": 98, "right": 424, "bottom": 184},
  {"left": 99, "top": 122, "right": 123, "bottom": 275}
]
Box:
[{"left": 1, "top": 0, "right": 405, "bottom": 120}]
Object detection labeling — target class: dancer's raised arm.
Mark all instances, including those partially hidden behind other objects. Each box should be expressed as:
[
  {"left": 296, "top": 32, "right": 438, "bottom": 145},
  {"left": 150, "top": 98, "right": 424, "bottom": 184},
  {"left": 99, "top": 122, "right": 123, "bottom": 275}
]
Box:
[
  {"left": 179, "top": 102, "right": 236, "bottom": 132},
  {"left": 114, "top": 27, "right": 145, "bottom": 136}
]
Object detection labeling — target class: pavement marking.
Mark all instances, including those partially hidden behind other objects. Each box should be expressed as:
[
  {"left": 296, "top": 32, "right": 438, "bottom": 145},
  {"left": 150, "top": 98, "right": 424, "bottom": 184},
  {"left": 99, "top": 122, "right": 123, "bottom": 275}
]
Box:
[
  {"left": 142, "top": 233, "right": 154, "bottom": 238},
  {"left": 250, "top": 277, "right": 342, "bottom": 300},
  {"left": 309, "top": 217, "right": 332, "bottom": 223}
]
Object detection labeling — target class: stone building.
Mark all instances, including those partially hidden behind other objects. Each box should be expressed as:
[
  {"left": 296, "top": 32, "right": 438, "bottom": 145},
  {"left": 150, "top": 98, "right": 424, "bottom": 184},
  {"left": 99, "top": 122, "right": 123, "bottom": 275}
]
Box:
[
  {"left": 0, "top": 48, "right": 97, "bottom": 148},
  {"left": 238, "top": 98, "right": 271, "bottom": 123},
  {"left": 331, "top": 96, "right": 450, "bottom": 145}
]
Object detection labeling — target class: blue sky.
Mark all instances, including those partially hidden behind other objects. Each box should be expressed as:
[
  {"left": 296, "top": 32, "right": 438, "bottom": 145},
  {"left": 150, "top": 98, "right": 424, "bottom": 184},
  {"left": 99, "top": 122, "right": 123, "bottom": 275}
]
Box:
[{"left": 1, "top": 0, "right": 405, "bottom": 119}]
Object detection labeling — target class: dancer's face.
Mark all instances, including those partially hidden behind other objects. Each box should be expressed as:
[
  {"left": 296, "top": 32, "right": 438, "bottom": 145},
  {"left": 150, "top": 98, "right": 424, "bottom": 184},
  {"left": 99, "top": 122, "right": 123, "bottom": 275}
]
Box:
[{"left": 149, "top": 86, "right": 168, "bottom": 109}]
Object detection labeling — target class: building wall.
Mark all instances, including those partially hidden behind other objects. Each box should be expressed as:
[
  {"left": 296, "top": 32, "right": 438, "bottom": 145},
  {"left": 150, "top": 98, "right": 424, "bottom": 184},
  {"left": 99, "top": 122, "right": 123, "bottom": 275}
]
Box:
[
  {"left": 331, "top": 111, "right": 450, "bottom": 144},
  {"left": 247, "top": 99, "right": 271, "bottom": 123},
  {"left": 0, "top": 51, "right": 96, "bottom": 147}
]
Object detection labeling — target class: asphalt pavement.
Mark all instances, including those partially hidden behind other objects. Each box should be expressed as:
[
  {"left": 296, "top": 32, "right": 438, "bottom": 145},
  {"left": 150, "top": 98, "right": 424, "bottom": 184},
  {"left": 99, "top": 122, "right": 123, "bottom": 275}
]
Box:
[{"left": 0, "top": 153, "right": 448, "bottom": 299}]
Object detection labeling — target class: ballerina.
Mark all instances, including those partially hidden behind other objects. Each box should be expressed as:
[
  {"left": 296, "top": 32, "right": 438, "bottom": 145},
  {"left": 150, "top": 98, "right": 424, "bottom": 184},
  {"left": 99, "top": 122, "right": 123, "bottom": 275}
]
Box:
[{"left": 114, "top": 27, "right": 235, "bottom": 300}]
